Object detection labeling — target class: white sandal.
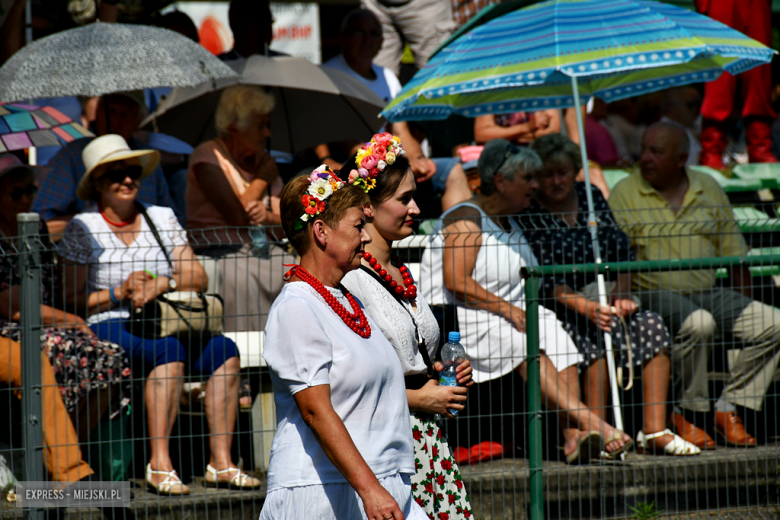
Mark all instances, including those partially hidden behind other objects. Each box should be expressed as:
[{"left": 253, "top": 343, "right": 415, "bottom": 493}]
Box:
[
  {"left": 637, "top": 429, "right": 701, "bottom": 456},
  {"left": 146, "top": 464, "right": 191, "bottom": 495},
  {"left": 205, "top": 464, "right": 262, "bottom": 489}
]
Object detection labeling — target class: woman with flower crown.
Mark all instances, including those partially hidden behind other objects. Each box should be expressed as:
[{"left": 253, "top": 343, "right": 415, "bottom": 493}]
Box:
[
  {"left": 340, "top": 133, "right": 474, "bottom": 519},
  {"left": 260, "top": 166, "right": 427, "bottom": 520}
]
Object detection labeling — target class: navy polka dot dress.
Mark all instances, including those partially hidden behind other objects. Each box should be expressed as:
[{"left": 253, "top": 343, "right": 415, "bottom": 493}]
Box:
[{"left": 517, "top": 183, "right": 670, "bottom": 369}]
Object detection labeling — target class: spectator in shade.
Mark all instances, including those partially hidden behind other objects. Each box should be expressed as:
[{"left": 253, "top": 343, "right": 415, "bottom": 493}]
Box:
[
  {"left": 32, "top": 90, "right": 181, "bottom": 238},
  {"left": 319, "top": 9, "right": 471, "bottom": 214},
  {"left": 474, "top": 110, "right": 561, "bottom": 147},
  {"left": 218, "top": 0, "right": 279, "bottom": 61},
  {"left": 360, "top": 0, "right": 455, "bottom": 77},
  {"left": 0, "top": 153, "right": 132, "bottom": 441},
  {"left": 697, "top": 0, "right": 777, "bottom": 168},
  {"left": 58, "top": 134, "right": 259, "bottom": 495},
  {"left": 660, "top": 86, "right": 703, "bottom": 166},
  {"left": 520, "top": 134, "right": 699, "bottom": 456},
  {"left": 186, "top": 85, "right": 293, "bottom": 332},
  {"left": 421, "top": 139, "right": 633, "bottom": 464},
  {"left": 610, "top": 122, "right": 780, "bottom": 448},
  {"left": 0, "top": 338, "right": 136, "bottom": 519}
]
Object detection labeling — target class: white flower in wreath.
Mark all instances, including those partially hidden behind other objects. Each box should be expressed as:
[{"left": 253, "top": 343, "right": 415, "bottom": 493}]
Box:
[
  {"left": 307, "top": 179, "right": 334, "bottom": 199},
  {"left": 377, "top": 160, "right": 387, "bottom": 170}
]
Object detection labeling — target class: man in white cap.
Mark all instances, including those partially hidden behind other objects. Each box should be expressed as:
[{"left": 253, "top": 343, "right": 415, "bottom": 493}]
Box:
[{"left": 32, "top": 91, "right": 179, "bottom": 239}]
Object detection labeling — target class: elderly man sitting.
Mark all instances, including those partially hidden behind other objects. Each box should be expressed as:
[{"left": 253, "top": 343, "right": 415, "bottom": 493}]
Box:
[{"left": 610, "top": 122, "right": 780, "bottom": 448}]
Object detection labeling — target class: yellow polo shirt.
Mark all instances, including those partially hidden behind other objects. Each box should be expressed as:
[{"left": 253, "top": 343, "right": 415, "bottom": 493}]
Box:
[{"left": 609, "top": 169, "right": 748, "bottom": 295}]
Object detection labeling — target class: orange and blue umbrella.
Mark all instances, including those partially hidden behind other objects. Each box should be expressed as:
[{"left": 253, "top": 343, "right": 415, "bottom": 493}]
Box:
[
  {"left": 383, "top": 0, "right": 775, "bottom": 121},
  {"left": 0, "top": 102, "right": 92, "bottom": 152}
]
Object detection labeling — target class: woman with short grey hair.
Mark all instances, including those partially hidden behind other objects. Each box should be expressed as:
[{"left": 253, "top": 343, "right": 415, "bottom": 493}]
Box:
[
  {"left": 420, "top": 139, "right": 633, "bottom": 464},
  {"left": 186, "top": 85, "right": 293, "bottom": 335}
]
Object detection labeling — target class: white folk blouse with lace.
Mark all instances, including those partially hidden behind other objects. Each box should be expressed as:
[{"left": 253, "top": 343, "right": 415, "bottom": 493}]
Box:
[{"left": 343, "top": 268, "right": 439, "bottom": 376}]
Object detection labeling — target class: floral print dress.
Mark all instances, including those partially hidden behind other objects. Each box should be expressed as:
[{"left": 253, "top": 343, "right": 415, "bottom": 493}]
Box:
[
  {"left": 342, "top": 269, "right": 473, "bottom": 520},
  {"left": 411, "top": 414, "right": 472, "bottom": 519},
  {"left": 0, "top": 223, "right": 131, "bottom": 417}
]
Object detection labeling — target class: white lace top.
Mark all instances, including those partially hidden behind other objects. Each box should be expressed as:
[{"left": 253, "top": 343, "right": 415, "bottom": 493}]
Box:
[
  {"left": 343, "top": 268, "right": 439, "bottom": 376},
  {"left": 58, "top": 205, "right": 188, "bottom": 324}
]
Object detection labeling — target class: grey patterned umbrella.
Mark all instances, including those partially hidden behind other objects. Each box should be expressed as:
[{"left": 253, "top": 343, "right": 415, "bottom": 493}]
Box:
[{"left": 0, "top": 22, "right": 238, "bottom": 102}]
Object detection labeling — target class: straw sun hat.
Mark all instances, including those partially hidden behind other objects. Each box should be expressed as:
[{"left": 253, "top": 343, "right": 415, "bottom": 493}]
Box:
[{"left": 76, "top": 134, "right": 160, "bottom": 201}]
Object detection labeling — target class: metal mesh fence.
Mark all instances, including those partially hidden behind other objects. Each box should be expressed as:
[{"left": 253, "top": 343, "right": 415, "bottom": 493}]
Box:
[{"left": 1, "top": 203, "right": 779, "bottom": 519}]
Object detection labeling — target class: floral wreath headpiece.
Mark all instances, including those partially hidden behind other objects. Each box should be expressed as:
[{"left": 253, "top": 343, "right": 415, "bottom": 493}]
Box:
[
  {"left": 295, "top": 164, "right": 346, "bottom": 230},
  {"left": 347, "top": 132, "right": 406, "bottom": 193}
]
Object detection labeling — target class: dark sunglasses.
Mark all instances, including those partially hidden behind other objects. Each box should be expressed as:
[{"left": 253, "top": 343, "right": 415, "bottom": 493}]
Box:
[
  {"left": 10, "top": 185, "right": 38, "bottom": 201},
  {"left": 102, "top": 166, "right": 143, "bottom": 184}
]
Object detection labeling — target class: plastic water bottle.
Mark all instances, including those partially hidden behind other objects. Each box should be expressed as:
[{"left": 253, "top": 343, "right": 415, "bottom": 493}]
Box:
[
  {"left": 438, "top": 331, "right": 466, "bottom": 416},
  {"left": 249, "top": 225, "right": 270, "bottom": 259}
]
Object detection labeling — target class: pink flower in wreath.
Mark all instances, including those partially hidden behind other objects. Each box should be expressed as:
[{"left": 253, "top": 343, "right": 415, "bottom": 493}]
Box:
[
  {"left": 361, "top": 155, "right": 378, "bottom": 169},
  {"left": 375, "top": 132, "right": 393, "bottom": 147},
  {"left": 358, "top": 168, "right": 369, "bottom": 178},
  {"left": 348, "top": 170, "right": 359, "bottom": 183},
  {"left": 373, "top": 145, "right": 387, "bottom": 160}
]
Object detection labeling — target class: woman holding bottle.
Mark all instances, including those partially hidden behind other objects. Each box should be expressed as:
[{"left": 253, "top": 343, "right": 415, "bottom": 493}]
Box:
[{"left": 341, "top": 133, "right": 475, "bottom": 518}]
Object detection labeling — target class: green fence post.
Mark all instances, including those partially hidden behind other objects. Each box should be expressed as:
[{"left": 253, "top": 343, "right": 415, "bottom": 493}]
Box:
[
  {"left": 19, "top": 213, "right": 44, "bottom": 520},
  {"left": 524, "top": 270, "right": 543, "bottom": 520}
]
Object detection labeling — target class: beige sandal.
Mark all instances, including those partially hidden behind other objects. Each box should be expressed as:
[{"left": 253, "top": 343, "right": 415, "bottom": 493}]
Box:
[
  {"left": 205, "top": 464, "right": 261, "bottom": 489},
  {"left": 146, "top": 464, "right": 191, "bottom": 495},
  {"left": 600, "top": 430, "right": 633, "bottom": 460}
]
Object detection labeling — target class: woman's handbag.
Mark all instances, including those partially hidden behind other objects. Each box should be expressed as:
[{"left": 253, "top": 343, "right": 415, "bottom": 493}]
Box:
[{"left": 125, "top": 203, "right": 225, "bottom": 339}]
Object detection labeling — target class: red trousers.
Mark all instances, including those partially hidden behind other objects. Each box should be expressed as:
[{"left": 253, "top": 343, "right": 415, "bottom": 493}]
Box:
[{"left": 696, "top": 0, "right": 777, "bottom": 121}]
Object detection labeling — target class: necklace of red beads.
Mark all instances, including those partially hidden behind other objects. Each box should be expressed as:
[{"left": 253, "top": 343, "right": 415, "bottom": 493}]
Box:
[
  {"left": 285, "top": 265, "right": 371, "bottom": 338},
  {"left": 99, "top": 205, "right": 137, "bottom": 227},
  {"left": 362, "top": 251, "right": 417, "bottom": 301}
]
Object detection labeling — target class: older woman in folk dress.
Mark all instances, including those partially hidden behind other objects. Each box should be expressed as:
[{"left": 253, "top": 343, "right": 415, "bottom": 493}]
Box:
[{"left": 261, "top": 168, "right": 426, "bottom": 520}]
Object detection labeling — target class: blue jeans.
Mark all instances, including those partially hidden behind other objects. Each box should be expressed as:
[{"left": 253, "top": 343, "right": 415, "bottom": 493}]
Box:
[{"left": 91, "top": 319, "right": 239, "bottom": 377}]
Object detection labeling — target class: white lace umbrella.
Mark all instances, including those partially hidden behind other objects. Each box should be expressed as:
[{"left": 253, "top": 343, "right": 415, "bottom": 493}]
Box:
[{"left": 0, "top": 22, "right": 238, "bottom": 102}]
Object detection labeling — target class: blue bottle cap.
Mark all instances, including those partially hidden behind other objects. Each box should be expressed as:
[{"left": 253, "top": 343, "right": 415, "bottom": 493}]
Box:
[{"left": 448, "top": 331, "right": 460, "bottom": 342}]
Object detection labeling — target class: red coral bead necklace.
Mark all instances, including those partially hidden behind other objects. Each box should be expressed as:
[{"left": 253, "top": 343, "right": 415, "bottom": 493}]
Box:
[
  {"left": 284, "top": 265, "right": 371, "bottom": 338},
  {"left": 362, "top": 251, "right": 417, "bottom": 301}
]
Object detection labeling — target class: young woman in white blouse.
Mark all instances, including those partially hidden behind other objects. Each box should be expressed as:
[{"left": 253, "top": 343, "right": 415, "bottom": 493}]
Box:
[
  {"left": 341, "top": 134, "right": 474, "bottom": 518},
  {"left": 261, "top": 167, "right": 426, "bottom": 520},
  {"left": 59, "top": 135, "right": 260, "bottom": 495}
]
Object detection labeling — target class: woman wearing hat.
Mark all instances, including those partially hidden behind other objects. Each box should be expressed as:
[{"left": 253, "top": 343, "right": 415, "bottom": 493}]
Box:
[
  {"left": 340, "top": 133, "right": 474, "bottom": 517},
  {"left": 260, "top": 168, "right": 426, "bottom": 520},
  {"left": 0, "top": 152, "right": 132, "bottom": 440},
  {"left": 420, "top": 139, "right": 633, "bottom": 464},
  {"left": 58, "top": 135, "right": 260, "bottom": 494}
]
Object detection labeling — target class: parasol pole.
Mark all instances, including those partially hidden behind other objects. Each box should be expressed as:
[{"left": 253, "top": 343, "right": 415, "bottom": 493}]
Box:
[
  {"left": 570, "top": 75, "right": 625, "bottom": 445},
  {"left": 25, "top": 1, "right": 36, "bottom": 166}
]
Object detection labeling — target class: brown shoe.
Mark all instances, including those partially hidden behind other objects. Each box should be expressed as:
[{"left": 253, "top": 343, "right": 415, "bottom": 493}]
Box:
[
  {"left": 670, "top": 412, "right": 716, "bottom": 450},
  {"left": 713, "top": 411, "right": 757, "bottom": 447}
]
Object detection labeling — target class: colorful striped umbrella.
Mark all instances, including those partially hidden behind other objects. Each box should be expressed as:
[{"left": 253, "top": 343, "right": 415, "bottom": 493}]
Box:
[
  {"left": 383, "top": 0, "right": 775, "bottom": 121},
  {"left": 0, "top": 102, "right": 92, "bottom": 153}
]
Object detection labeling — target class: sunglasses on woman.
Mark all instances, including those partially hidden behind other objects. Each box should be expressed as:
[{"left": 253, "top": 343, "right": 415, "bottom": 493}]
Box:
[
  {"left": 102, "top": 166, "right": 143, "bottom": 184},
  {"left": 10, "top": 185, "right": 38, "bottom": 201}
]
